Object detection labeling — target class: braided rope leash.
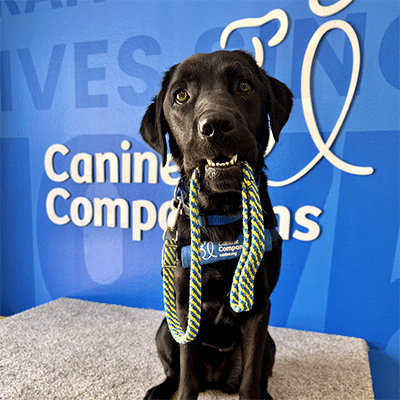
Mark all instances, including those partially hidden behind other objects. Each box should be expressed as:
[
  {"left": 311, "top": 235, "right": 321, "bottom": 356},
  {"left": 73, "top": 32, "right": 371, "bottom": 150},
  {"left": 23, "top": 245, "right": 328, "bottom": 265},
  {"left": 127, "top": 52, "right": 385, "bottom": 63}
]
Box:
[
  {"left": 230, "top": 161, "right": 265, "bottom": 312},
  {"left": 162, "top": 161, "right": 265, "bottom": 344}
]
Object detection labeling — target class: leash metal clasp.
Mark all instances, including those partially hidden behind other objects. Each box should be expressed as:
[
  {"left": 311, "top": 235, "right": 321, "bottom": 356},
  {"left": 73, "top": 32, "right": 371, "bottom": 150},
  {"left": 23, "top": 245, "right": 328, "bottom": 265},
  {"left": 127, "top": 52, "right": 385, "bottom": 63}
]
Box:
[
  {"left": 162, "top": 186, "right": 183, "bottom": 241},
  {"left": 162, "top": 190, "right": 182, "bottom": 270},
  {"left": 167, "top": 198, "right": 182, "bottom": 231}
]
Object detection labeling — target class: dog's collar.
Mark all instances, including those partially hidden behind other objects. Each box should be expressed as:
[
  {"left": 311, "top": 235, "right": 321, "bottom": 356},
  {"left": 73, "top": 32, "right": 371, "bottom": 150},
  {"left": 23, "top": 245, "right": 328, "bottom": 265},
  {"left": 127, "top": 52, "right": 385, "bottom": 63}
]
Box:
[
  {"left": 176, "top": 170, "right": 261, "bottom": 228},
  {"left": 199, "top": 213, "right": 242, "bottom": 227},
  {"left": 181, "top": 202, "right": 242, "bottom": 227}
]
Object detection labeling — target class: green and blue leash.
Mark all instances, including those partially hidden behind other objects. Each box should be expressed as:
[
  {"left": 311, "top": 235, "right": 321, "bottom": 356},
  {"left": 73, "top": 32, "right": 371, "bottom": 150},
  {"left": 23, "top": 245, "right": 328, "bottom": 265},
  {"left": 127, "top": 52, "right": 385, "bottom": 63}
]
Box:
[{"left": 162, "top": 161, "right": 265, "bottom": 345}]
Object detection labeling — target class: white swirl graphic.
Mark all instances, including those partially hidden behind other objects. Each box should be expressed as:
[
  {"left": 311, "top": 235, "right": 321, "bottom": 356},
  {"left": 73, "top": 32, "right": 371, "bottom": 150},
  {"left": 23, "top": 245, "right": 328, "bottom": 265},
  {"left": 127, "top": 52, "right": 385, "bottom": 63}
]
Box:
[{"left": 269, "top": 19, "right": 374, "bottom": 187}]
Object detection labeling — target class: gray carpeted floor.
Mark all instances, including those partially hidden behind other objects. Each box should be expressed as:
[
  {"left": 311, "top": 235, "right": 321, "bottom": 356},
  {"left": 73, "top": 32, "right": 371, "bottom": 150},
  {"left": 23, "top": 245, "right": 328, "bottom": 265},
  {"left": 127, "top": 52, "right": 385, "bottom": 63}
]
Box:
[{"left": 0, "top": 298, "right": 374, "bottom": 399}]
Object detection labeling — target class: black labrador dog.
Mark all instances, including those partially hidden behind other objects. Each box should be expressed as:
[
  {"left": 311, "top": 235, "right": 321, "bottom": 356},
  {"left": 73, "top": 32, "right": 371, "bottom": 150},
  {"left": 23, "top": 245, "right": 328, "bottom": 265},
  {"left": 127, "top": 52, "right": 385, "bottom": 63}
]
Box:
[{"left": 140, "top": 50, "right": 292, "bottom": 400}]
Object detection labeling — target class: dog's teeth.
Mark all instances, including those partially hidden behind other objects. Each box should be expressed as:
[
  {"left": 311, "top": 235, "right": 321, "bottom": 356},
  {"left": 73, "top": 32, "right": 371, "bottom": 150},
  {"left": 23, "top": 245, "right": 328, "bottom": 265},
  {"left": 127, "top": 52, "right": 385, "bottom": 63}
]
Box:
[{"left": 207, "top": 155, "right": 238, "bottom": 168}]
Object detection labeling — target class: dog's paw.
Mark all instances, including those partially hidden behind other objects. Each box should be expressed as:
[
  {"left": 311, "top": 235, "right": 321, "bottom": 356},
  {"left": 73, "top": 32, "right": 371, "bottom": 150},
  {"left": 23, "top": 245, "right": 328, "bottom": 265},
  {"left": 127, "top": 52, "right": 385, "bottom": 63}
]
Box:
[
  {"left": 143, "top": 377, "right": 179, "bottom": 400},
  {"left": 261, "top": 390, "right": 273, "bottom": 400}
]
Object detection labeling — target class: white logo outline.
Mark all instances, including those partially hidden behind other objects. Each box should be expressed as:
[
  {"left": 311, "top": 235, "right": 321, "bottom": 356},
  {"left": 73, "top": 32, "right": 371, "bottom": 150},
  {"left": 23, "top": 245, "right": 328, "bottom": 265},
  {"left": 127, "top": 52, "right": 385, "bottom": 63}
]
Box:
[{"left": 220, "top": 7, "right": 374, "bottom": 187}]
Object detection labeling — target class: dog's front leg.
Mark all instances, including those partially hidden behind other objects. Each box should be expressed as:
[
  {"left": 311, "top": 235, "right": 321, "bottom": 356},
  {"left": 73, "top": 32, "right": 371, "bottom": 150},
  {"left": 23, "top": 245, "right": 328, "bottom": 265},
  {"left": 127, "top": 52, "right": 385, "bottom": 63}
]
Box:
[
  {"left": 239, "top": 310, "right": 270, "bottom": 400},
  {"left": 177, "top": 342, "right": 202, "bottom": 400}
]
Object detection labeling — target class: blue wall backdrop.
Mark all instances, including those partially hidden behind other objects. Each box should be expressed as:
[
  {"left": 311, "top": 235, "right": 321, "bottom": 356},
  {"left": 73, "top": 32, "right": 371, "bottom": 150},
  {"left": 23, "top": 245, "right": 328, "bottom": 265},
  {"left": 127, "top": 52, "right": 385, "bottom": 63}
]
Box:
[{"left": 1, "top": 0, "right": 399, "bottom": 398}]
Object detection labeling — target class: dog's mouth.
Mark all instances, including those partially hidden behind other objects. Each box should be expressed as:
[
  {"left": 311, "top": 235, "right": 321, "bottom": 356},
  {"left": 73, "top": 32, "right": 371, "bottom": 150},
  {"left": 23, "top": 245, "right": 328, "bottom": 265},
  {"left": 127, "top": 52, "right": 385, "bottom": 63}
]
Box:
[{"left": 201, "top": 154, "right": 243, "bottom": 193}]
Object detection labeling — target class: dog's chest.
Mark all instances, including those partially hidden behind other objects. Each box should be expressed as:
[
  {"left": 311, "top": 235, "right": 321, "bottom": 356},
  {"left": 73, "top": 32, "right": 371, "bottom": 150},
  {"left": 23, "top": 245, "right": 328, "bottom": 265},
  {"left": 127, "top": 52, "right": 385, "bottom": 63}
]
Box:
[{"left": 201, "top": 261, "right": 239, "bottom": 325}]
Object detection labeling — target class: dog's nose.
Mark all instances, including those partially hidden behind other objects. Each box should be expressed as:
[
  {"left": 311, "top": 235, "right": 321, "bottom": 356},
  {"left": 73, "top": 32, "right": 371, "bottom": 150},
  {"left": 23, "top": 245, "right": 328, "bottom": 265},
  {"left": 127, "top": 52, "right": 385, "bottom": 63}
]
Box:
[{"left": 198, "top": 111, "right": 236, "bottom": 139}]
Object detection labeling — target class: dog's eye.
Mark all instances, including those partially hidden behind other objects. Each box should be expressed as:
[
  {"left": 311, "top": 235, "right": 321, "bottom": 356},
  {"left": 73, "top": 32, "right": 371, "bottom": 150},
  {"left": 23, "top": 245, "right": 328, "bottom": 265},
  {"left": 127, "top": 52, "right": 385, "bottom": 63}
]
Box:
[
  {"left": 238, "top": 81, "right": 253, "bottom": 94},
  {"left": 175, "top": 90, "right": 190, "bottom": 104}
]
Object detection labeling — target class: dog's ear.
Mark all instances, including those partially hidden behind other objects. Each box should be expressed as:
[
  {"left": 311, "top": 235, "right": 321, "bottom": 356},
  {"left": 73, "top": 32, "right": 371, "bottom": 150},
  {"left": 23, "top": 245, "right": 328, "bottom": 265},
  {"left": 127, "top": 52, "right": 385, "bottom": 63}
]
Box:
[
  {"left": 140, "top": 93, "right": 168, "bottom": 166},
  {"left": 140, "top": 66, "right": 177, "bottom": 167},
  {"left": 267, "top": 76, "right": 293, "bottom": 143}
]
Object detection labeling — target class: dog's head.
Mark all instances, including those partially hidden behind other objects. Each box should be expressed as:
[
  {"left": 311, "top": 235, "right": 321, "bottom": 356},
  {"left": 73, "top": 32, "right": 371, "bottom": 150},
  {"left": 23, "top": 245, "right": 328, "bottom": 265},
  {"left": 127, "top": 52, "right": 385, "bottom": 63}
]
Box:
[{"left": 140, "top": 50, "right": 292, "bottom": 195}]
